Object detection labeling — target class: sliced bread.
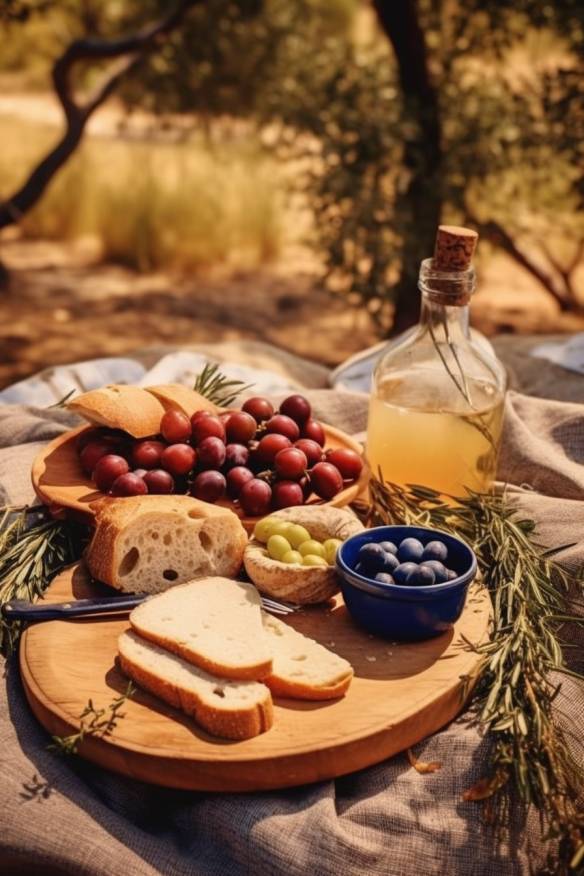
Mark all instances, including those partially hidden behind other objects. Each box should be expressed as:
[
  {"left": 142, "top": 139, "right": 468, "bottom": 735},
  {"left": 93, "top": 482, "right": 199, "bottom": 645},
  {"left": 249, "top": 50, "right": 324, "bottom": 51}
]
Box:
[
  {"left": 118, "top": 630, "right": 273, "bottom": 739},
  {"left": 129, "top": 578, "right": 273, "bottom": 681},
  {"left": 262, "top": 613, "right": 354, "bottom": 700},
  {"left": 85, "top": 495, "right": 247, "bottom": 594},
  {"left": 68, "top": 385, "right": 166, "bottom": 438},
  {"left": 146, "top": 384, "right": 219, "bottom": 418}
]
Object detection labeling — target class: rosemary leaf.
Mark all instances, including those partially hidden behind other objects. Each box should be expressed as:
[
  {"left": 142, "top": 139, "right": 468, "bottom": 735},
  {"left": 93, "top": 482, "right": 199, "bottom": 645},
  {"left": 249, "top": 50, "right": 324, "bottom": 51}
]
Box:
[
  {"left": 369, "top": 477, "right": 584, "bottom": 870},
  {"left": 193, "top": 362, "right": 253, "bottom": 407}
]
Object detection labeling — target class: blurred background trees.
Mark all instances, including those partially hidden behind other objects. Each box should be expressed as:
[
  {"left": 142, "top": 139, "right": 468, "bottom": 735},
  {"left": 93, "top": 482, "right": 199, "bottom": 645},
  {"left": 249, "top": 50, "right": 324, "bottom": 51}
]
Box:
[{"left": 0, "top": 0, "right": 582, "bottom": 333}]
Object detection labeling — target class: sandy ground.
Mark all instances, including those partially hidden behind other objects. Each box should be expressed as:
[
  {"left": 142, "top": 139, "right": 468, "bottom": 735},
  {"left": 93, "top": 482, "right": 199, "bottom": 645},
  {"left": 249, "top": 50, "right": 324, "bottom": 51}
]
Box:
[{"left": 0, "top": 237, "right": 378, "bottom": 388}]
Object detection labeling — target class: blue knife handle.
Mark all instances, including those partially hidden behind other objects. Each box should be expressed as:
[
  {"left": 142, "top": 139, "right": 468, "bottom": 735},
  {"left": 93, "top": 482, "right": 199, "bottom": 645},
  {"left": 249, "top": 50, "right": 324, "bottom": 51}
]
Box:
[{"left": 1, "top": 593, "right": 146, "bottom": 622}]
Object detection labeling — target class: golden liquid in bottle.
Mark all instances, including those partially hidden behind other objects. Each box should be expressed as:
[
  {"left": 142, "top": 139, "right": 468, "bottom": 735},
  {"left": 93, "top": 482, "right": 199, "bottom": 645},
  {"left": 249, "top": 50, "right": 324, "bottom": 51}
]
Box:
[{"left": 366, "top": 372, "right": 505, "bottom": 497}]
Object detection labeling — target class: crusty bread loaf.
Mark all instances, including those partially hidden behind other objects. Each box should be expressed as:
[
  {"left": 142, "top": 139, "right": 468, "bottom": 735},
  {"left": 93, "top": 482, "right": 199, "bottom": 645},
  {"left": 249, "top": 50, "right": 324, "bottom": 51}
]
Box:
[
  {"left": 262, "top": 613, "right": 353, "bottom": 700},
  {"left": 118, "top": 630, "right": 273, "bottom": 739},
  {"left": 85, "top": 496, "right": 247, "bottom": 594},
  {"left": 146, "top": 384, "right": 219, "bottom": 418},
  {"left": 129, "top": 578, "right": 273, "bottom": 681},
  {"left": 68, "top": 385, "right": 165, "bottom": 438}
]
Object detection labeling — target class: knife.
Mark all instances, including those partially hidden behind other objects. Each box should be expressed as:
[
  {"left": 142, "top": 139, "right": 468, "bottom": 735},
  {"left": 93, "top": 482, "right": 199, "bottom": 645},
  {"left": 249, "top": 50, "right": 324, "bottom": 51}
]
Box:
[{"left": 2, "top": 594, "right": 146, "bottom": 622}]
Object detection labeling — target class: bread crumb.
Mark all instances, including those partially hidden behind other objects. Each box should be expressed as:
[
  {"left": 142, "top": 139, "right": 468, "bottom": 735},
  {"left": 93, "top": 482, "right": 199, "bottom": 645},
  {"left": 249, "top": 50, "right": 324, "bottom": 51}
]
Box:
[
  {"left": 386, "top": 651, "right": 393, "bottom": 656},
  {"left": 329, "top": 641, "right": 336, "bottom": 647},
  {"left": 366, "top": 656, "right": 376, "bottom": 663}
]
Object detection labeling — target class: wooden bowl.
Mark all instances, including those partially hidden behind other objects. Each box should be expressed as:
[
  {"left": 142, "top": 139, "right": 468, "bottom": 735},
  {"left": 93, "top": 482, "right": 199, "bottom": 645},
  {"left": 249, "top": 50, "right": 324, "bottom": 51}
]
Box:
[{"left": 31, "top": 424, "right": 369, "bottom": 532}]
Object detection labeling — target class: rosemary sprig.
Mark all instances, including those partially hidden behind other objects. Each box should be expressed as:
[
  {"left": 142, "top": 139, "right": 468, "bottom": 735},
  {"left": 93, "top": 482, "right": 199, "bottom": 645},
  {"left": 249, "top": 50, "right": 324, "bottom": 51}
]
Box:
[
  {"left": 194, "top": 362, "right": 253, "bottom": 408},
  {"left": 0, "top": 506, "right": 88, "bottom": 656},
  {"left": 50, "top": 683, "right": 135, "bottom": 755},
  {"left": 369, "top": 477, "right": 584, "bottom": 871},
  {"left": 48, "top": 388, "right": 77, "bottom": 408}
]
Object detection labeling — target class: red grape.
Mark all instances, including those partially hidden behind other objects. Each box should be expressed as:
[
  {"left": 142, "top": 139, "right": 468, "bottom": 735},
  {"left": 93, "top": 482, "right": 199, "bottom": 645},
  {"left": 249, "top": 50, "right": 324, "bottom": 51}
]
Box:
[
  {"left": 226, "top": 465, "right": 254, "bottom": 499},
  {"left": 143, "top": 469, "right": 174, "bottom": 494},
  {"left": 218, "top": 411, "right": 232, "bottom": 428},
  {"left": 325, "top": 448, "right": 363, "bottom": 481},
  {"left": 131, "top": 440, "right": 166, "bottom": 470},
  {"left": 224, "top": 443, "right": 250, "bottom": 470},
  {"left": 301, "top": 418, "right": 325, "bottom": 446},
  {"left": 77, "top": 428, "right": 127, "bottom": 454},
  {"left": 274, "top": 447, "right": 307, "bottom": 480},
  {"left": 265, "top": 414, "right": 300, "bottom": 442},
  {"left": 93, "top": 454, "right": 129, "bottom": 492},
  {"left": 197, "top": 436, "right": 226, "bottom": 469},
  {"left": 160, "top": 410, "right": 192, "bottom": 444},
  {"left": 110, "top": 472, "right": 148, "bottom": 497},
  {"left": 299, "top": 474, "right": 312, "bottom": 500},
  {"left": 191, "top": 410, "right": 213, "bottom": 424},
  {"left": 80, "top": 440, "right": 114, "bottom": 474},
  {"left": 191, "top": 414, "right": 225, "bottom": 445},
  {"left": 226, "top": 411, "right": 257, "bottom": 444},
  {"left": 254, "top": 433, "right": 292, "bottom": 467},
  {"left": 280, "top": 394, "right": 311, "bottom": 425},
  {"left": 239, "top": 478, "right": 272, "bottom": 516},
  {"left": 191, "top": 470, "right": 226, "bottom": 503},
  {"left": 161, "top": 443, "right": 197, "bottom": 477},
  {"left": 310, "top": 462, "right": 344, "bottom": 499},
  {"left": 271, "top": 480, "right": 304, "bottom": 509},
  {"left": 132, "top": 468, "right": 148, "bottom": 478},
  {"left": 242, "top": 397, "right": 274, "bottom": 423},
  {"left": 294, "top": 438, "right": 323, "bottom": 468}
]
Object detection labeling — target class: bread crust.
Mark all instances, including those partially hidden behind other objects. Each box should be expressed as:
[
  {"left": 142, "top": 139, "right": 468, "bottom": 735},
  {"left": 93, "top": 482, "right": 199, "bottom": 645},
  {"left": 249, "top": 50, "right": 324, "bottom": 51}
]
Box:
[
  {"left": 118, "top": 635, "right": 273, "bottom": 740},
  {"left": 68, "top": 385, "right": 165, "bottom": 438},
  {"left": 265, "top": 672, "right": 353, "bottom": 701},
  {"left": 85, "top": 495, "right": 247, "bottom": 591},
  {"left": 146, "top": 385, "right": 219, "bottom": 417}
]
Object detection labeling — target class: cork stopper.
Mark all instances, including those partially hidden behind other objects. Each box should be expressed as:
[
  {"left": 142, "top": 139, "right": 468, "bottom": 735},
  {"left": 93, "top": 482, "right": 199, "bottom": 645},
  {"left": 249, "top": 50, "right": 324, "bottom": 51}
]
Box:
[{"left": 433, "top": 225, "right": 478, "bottom": 272}]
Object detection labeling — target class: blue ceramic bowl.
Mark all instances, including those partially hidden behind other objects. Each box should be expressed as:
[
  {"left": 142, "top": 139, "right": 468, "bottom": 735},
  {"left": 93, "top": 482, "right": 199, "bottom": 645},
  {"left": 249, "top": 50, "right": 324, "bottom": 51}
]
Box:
[{"left": 336, "top": 525, "right": 477, "bottom": 641}]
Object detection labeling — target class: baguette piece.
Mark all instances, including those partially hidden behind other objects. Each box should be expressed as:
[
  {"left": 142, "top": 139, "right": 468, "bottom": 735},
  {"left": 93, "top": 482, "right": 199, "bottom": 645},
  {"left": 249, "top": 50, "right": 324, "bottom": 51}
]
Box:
[
  {"left": 262, "top": 613, "right": 353, "bottom": 700},
  {"left": 146, "top": 384, "right": 219, "bottom": 418},
  {"left": 68, "top": 385, "right": 165, "bottom": 438},
  {"left": 85, "top": 495, "right": 247, "bottom": 594},
  {"left": 129, "top": 578, "right": 273, "bottom": 681},
  {"left": 118, "top": 630, "right": 273, "bottom": 739}
]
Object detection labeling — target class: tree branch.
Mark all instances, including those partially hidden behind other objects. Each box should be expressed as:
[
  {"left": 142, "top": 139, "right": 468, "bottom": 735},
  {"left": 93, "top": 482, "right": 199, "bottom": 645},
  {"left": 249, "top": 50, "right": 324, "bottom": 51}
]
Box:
[
  {"left": 0, "top": 0, "right": 201, "bottom": 230},
  {"left": 474, "top": 217, "right": 572, "bottom": 311}
]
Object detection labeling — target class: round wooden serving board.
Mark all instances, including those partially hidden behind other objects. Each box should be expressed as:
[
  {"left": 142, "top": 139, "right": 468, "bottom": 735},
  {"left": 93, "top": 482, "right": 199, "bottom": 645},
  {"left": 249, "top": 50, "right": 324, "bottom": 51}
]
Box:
[
  {"left": 31, "top": 424, "right": 369, "bottom": 531},
  {"left": 20, "top": 564, "right": 491, "bottom": 792}
]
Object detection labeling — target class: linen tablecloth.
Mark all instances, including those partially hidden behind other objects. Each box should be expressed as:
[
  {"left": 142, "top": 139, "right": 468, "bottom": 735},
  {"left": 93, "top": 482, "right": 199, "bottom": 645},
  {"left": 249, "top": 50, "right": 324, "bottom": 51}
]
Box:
[{"left": 0, "top": 341, "right": 582, "bottom": 875}]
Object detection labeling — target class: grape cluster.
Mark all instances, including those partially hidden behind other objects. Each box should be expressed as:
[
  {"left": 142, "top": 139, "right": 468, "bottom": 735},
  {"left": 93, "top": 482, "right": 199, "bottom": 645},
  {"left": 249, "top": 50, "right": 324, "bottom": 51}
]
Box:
[
  {"left": 354, "top": 537, "right": 459, "bottom": 587},
  {"left": 76, "top": 394, "right": 363, "bottom": 517}
]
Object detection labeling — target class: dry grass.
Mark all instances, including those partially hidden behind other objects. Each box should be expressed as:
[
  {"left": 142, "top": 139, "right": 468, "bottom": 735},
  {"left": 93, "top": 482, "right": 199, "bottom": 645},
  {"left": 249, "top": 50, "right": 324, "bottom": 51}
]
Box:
[{"left": 0, "top": 116, "right": 283, "bottom": 272}]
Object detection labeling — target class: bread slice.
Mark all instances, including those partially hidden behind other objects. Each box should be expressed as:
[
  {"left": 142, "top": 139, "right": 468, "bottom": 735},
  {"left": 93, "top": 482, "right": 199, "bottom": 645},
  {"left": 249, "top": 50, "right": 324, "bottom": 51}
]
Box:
[
  {"left": 262, "top": 613, "right": 353, "bottom": 700},
  {"left": 85, "top": 495, "right": 247, "bottom": 594},
  {"left": 129, "top": 578, "right": 273, "bottom": 681},
  {"left": 146, "top": 384, "right": 219, "bottom": 418},
  {"left": 68, "top": 385, "right": 166, "bottom": 438},
  {"left": 118, "top": 630, "right": 273, "bottom": 739}
]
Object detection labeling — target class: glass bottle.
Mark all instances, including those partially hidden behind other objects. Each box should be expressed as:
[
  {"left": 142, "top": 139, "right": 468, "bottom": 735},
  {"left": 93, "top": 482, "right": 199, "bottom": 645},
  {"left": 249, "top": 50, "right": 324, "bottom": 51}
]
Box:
[{"left": 366, "top": 226, "right": 507, "bottom": 499}]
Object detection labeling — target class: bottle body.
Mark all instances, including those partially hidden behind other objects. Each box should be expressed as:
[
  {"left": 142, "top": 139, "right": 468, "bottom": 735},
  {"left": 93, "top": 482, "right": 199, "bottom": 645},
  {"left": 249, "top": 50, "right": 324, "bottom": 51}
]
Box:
[{"left": 366, "top": 257, "right": 506, "bottom": 498}]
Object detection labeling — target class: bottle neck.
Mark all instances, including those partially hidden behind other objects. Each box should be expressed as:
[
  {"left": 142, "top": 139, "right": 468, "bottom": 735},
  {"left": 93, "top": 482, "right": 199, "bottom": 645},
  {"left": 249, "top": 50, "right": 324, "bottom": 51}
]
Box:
[
  {"left": 417, "top": 257, "right": 475, "bottom": 341},
  {"left": 420, "top": 293, "right": 470, "bottom": 340}
]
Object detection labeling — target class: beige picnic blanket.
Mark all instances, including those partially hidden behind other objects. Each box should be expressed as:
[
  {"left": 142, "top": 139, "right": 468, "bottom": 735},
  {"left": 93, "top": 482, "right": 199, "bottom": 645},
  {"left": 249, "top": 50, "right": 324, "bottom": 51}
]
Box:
[{"left": 0, "top": 341, "right": 582, "bottom": 876}]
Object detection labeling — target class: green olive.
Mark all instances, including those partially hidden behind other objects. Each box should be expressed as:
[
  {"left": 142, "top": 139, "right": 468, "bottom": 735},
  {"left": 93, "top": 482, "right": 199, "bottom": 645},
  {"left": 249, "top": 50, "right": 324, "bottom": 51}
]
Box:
[
  {"left": 286, "top": 524, "right": 312, "bottom": 549},
  {"left": 302, "top": 554, "right": 328, "bottom": 567},
  {"left": 298, "top": 539, "right": 326, "bottom": 558},
  {"left": 281, "top": 550, "right": 303, "bottom": 565},
  {"left": 253, "top": 516, "right": 280, "bottom": 544},
  {"left": 267, "top": 534, "right": 293, "bottom": 561},
  {"left": 323, "top": 538, "right": 343, "bottom": 565}
]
